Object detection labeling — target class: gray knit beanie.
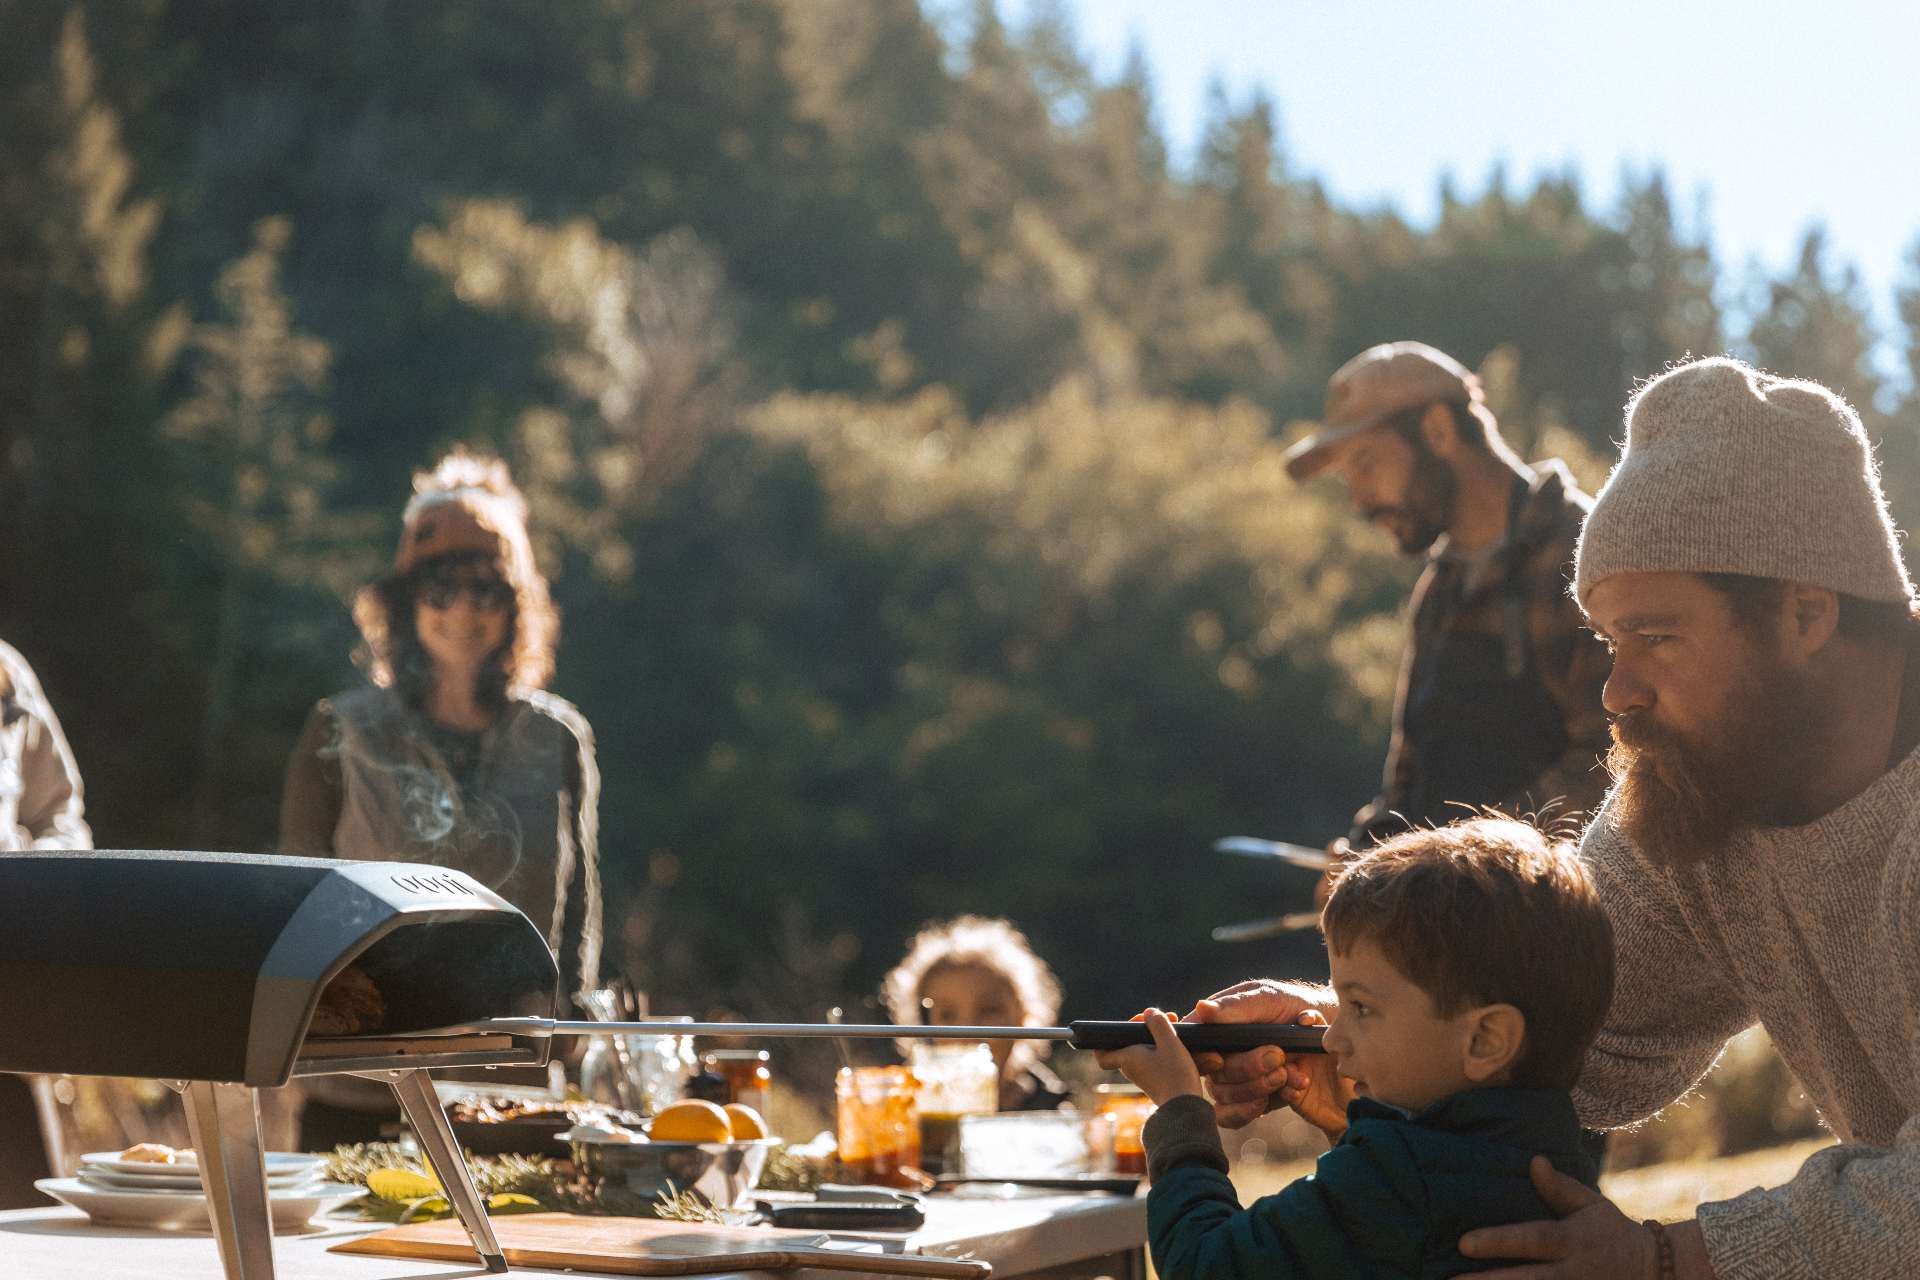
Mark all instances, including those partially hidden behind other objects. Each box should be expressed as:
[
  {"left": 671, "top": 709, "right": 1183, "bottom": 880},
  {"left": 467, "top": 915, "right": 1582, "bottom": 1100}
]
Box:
[{"left": 1574, "top": 357, "right": 1914, "bottom": 607}]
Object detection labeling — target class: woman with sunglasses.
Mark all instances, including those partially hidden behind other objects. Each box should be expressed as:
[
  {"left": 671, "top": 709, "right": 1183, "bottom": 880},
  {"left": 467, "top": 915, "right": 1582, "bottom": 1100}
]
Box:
[{"left": 279, "top": 450, "right": 603, "bottom": 1144}]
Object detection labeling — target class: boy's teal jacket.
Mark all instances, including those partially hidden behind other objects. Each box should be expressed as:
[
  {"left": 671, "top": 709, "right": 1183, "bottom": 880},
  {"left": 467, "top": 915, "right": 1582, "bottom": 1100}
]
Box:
[{"left": 1143, "top": 1088, "right": 1602, "bottom": 1280}]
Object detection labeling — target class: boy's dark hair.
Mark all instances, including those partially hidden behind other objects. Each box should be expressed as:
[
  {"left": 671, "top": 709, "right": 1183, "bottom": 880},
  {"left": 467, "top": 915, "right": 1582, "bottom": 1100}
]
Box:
[{"left": 1321, "top": 817, "right": 1614, "bottom": 1090}]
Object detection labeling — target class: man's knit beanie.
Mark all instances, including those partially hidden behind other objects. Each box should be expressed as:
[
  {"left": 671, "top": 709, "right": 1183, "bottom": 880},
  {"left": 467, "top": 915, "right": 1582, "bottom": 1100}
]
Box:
[{"left": 1574, "top": 356, "right": 1914, "bottom": 607}]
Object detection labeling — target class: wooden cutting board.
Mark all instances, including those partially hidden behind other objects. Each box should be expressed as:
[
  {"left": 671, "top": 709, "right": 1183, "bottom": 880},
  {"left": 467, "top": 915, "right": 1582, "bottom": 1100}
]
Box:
[{"left": 330, "top": 1213, "right": 993, "bottom": 1277}]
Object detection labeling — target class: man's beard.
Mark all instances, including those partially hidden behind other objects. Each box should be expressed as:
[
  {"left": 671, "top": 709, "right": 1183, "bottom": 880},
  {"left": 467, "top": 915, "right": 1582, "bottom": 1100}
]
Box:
[
  {"left": 1606, "top": 654, "right": 1824, "bottom": 866},
  {"left": 1363, "top": 451, "right": 1456, "bottom": 556}
]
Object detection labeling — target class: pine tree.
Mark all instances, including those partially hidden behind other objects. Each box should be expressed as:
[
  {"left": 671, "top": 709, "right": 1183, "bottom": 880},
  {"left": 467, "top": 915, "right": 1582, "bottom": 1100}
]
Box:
[
  {"left": 1745, "top": 228, "right": 1916, "bottom": 562},
  {"left": 1746, "top": 228, "right": 1880, "bottom": 404},
  {"left": 0, "top": 8, "right": 166, "bottom": 619},
  {"left": 1883, "top": 238, "right": 1920, "bottom": 539},
  {"left": 163, "top": 216, "right": 364, "bottom": 844}
]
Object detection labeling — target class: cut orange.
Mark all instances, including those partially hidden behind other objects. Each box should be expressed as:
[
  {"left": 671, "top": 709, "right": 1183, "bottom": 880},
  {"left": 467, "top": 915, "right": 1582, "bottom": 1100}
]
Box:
[
  {"left": 724, "top": 1103, "right": 769, "bottom": 1141},
  {"left": 649, "top": 1099, "right": 733, "bottom": 1143}
]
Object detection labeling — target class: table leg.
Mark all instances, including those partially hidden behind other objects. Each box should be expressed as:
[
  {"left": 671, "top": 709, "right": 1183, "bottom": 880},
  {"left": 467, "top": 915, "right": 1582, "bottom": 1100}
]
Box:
[
  {"left": 388, "top": 1068, "right": 507, "bottom": 1274},
  {"left": 180, "top": 1080, "right": 276, "bottom": 1280}
]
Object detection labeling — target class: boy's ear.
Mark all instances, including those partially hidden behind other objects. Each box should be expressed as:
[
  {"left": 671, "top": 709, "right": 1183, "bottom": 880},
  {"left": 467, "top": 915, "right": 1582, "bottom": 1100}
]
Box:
[{"left": 1460, "top": 1003, "right": 1526, "bottom": 1084}]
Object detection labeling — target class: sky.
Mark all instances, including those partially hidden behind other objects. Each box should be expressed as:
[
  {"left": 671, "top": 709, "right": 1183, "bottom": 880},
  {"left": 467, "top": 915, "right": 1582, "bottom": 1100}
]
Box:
[{"left": 993, "top": 0, "right": 1920, "bottom": 373}]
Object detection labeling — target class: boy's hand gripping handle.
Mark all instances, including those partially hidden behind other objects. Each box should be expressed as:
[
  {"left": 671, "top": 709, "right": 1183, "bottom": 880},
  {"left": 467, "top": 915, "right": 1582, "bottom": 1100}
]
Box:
[{"left": 1066, "top": 1021, "right": 1327, "bottom": 1054}]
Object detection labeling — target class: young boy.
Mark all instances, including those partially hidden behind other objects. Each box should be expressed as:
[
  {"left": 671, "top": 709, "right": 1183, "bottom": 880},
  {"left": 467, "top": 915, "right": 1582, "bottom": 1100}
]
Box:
[{"left": 1100, "top": 817, "right": 1614, "bottom": 1278}]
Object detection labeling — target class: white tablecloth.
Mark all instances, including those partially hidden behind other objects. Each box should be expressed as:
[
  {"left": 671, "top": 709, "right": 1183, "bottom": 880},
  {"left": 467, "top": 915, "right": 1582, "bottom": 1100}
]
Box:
[{"left": 0, "top": 1190, "right": 1145, "bottom": 1279}]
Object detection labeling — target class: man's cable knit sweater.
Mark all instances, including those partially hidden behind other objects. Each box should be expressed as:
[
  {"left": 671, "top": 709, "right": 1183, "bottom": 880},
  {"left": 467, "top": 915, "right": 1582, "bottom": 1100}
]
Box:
[{"left": 1574, "top": 753, "right": 1920, "bottom": 1279}]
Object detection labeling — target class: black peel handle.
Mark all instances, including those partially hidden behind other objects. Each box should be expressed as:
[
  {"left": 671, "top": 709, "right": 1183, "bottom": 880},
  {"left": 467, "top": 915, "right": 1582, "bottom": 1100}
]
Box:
[{"left": 1067, "top": 1020, "right": 1327, "bottom": 1054}]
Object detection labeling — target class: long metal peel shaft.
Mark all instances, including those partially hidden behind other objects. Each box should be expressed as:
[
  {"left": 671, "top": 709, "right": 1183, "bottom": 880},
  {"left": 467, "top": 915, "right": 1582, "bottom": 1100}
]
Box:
[{"left": 415, "top": 1018, "right": 1327, "bottom": 1054}]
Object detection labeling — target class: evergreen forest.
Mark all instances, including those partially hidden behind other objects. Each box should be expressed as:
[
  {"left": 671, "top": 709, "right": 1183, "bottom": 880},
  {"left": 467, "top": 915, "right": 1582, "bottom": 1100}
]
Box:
[{"left": 6, "top": 0, "right": 1919, "bottom": 1031}]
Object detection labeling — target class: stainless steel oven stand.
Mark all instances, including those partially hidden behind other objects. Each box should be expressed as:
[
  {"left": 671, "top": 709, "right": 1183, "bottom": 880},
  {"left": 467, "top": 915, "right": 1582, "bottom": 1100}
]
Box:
[{"left": 171, "top": 1069, "right": 506, "bottom": 1278}]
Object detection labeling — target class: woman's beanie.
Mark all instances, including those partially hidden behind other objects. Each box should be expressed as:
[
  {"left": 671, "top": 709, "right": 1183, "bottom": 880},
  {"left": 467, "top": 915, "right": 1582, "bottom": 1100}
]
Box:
[{"left": 1574, "top": 357, "right": 1914, "bottom": 607}]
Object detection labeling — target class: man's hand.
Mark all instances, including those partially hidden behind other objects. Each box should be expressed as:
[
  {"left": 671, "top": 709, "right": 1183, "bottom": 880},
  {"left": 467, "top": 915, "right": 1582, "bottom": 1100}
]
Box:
[
  {"left": 1093, "top": 1009, "right": 1203, "bottom": 1106},
  {"left": 1184, "top": 979, "right": 1339, "bottom": 1128},
  {"left": 1458, "top": 1156, "right": 1676, "bottom": 1278},
  {"left": 1269, "top": 1010, "right": 1354, "bottom": 1140},
  {"left": 1313, "top": 838, "right": 1352, "bottom": 911}
]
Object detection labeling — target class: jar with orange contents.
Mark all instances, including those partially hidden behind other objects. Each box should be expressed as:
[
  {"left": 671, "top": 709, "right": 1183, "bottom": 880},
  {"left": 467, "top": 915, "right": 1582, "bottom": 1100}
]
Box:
[
  {"left": 702, "top": 1049, "right": 772, "bottom": 1117},
  {"left": 1094, "top": 1082, "right": 1156, "bottom": 1175},
  {"left": 835, "top": 1065, "right": 922, "bottom": 1188}
]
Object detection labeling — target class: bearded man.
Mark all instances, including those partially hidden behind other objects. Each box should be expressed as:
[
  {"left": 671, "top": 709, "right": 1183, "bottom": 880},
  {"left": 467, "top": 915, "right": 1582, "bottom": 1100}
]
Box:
[
  {"left": 1286, "top": 342, "right": 1612, "bottom": 858},
  {"left": 1197, "top": 356, "right": 1920, "bottom": 1277}
]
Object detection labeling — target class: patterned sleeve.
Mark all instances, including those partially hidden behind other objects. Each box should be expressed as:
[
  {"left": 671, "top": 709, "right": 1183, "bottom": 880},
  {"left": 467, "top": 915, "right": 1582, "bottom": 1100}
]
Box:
[
  {"left": 1348, "top": 565, "right": 1434, "bottom": 847},
  {"left": 1506, "top": 574, "right": 1614, "bottom": 829}
]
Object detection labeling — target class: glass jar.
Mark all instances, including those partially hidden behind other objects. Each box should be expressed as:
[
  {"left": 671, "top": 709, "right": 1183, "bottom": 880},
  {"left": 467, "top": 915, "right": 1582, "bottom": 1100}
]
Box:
[
  {"left": 835, "top": 1065, "right": 922, "bottom": 1188},
  {"left": 577, "top": 991, "right": 696, "bottom": 1116},
  {"left": 702, "top": 1048, "right": 773, "bottom": 1117},
  {"left": 1094, "top": 1082, "right": 1156, "bottom": 1175},
  {"left": 908, "top": 1042, "right": 998, "bottom": 1176}
]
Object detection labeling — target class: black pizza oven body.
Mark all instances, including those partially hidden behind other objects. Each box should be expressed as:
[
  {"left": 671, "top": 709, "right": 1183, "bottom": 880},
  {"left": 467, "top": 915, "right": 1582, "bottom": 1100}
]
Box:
[{"left": 0, "top": 850, "right": 558, "bottom": 1085}]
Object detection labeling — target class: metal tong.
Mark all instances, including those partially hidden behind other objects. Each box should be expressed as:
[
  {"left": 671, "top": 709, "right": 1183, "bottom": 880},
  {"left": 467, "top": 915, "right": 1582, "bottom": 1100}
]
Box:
[{"left": 1211, "top": 835, "right": 1333, "bottom": 942}]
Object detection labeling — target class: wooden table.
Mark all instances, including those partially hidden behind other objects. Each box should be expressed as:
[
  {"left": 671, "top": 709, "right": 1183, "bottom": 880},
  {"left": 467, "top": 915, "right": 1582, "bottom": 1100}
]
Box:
[{"left": 0, "top": 1190, "right": 1146, "bottom": 1280}]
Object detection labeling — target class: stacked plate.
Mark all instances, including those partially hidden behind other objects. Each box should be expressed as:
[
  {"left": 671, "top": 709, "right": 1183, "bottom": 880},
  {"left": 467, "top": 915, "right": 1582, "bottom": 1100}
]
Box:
[{"left": 37, "top": 1151, "right": 362, "bottom": 1232}]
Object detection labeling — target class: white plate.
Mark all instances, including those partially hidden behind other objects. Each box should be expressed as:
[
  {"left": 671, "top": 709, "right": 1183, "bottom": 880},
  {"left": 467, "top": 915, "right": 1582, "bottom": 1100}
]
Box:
[
  {"left": 36, "top": 1178, "right": 363, "bottom": 1232},
  {"left": 79, "top": 1151, "right": 326, "bottom": 1179},
  {"left": 78, "top": 1166, "right": 320, "bottom": 1191}
]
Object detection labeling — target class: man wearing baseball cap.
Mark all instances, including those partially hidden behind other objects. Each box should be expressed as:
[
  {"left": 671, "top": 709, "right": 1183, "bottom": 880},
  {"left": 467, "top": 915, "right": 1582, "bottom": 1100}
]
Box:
[
  {"left": 1200, "top": 357, "right": 1920, "bottom": 1276},
  {"left": 1290, "top": 341, "right": 1612, "bottom": 855}
]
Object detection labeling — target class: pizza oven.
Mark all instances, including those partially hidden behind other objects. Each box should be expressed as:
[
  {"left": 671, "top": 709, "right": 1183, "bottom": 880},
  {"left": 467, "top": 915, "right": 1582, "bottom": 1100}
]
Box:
[{"left": 0, "top": 849, "right": 564, "bottom": 1276}]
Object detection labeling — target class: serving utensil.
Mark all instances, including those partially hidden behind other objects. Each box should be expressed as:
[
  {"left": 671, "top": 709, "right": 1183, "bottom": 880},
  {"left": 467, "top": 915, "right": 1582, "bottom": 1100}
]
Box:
[
  {"left": 1209, "top": 912, "right": 1322, "bottom": 943},
  {"left": 1212, "top": 836, "right": 1334, "bottom": 870},
  {"left": 1209, "top": 835, "right": 1335, "bottom": 941}
]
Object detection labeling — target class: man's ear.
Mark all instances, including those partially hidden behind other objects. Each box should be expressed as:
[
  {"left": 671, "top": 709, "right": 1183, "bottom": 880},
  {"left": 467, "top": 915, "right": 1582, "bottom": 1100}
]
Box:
[
  {"left": 1418, "top": 401, "right": 1461, "bottom": 459},
  {"left": 1461, "top": 1003, "right": 1526, "bottom": 1084},
  {"left": 1785, "top": 581, "right": 1840, "bottom": 657}
]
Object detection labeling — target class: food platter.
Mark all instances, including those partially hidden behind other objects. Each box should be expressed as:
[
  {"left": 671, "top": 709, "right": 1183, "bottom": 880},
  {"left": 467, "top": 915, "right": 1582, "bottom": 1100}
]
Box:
[{"left": 441, "top": 1089, "right": 644, "bottom": 1156}]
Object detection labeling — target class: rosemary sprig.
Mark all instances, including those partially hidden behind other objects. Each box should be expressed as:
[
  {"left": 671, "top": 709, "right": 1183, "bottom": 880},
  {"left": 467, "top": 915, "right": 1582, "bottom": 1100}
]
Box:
[{"left": 651, "top": 1180, "right": 727, "bottom": 1224}]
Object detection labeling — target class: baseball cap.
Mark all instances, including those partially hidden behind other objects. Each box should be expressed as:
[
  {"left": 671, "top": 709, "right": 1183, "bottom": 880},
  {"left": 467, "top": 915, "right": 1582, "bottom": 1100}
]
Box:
[{"left": 1284, "top": 341, "right": 1484, "bottom": 481}]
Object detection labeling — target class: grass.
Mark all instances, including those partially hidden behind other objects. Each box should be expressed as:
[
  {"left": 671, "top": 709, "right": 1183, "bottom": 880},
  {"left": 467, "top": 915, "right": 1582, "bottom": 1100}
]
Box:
[
  {"left": 1597, "top": 1137, "right": 1832, "bottom": 1222},
  {"left": 1228, "top": 1136, "right": 1834, "bottom": 1223}
]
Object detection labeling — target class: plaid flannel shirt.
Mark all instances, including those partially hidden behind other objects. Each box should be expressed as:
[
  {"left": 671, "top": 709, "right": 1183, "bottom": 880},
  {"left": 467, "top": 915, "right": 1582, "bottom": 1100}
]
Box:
[{"left": 1350, "top": 459, "right": 1612, "bottom": 845}]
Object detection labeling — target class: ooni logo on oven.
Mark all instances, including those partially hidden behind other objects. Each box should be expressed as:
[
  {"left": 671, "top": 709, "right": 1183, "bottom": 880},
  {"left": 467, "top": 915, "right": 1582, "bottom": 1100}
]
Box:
[{"left": 389, "top": 872, "right": 475, "bottom": 896}]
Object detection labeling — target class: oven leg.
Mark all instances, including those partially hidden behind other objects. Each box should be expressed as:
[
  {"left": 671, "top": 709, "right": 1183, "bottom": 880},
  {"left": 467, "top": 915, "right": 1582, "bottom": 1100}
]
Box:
[
  {"left": 389, "top": 1068, "right": 508, "bottom": 1274},
  {"left": 180, "top": 1080, "right": 277, "bottom": 1280}
]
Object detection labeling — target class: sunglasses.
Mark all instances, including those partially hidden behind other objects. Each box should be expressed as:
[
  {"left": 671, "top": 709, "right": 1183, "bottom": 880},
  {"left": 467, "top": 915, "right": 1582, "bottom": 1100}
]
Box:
[{"left": 416, "top": 574, "right": 513, "bottom": 611}]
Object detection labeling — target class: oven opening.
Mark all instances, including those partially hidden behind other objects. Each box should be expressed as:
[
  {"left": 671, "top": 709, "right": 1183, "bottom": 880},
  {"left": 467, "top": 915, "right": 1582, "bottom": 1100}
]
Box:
[{"left": 309, "top": 916, "right": 555, "bottom": 1039}]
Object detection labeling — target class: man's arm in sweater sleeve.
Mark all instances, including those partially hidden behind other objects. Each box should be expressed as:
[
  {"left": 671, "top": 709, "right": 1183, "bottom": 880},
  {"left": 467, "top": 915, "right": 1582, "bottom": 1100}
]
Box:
[
  {"left": 1687, "top": 829, "right": 1920, "bottom": 1280},
  {"left": 1142, "top": 1097, "right": 1419, "bottom": 1280},
  {"left": 1572, "top": 815, "right": 1755, "bottom": 1130},
  {"left": 1691, "top": 1118, "right": 1920, "bottom": 1279}
]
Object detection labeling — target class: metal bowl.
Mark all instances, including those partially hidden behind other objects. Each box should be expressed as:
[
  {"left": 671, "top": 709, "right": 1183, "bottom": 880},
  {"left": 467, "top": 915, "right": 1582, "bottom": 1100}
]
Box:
[{"left": 564, "top": 1135, "right": 776, "bottom": 1211}]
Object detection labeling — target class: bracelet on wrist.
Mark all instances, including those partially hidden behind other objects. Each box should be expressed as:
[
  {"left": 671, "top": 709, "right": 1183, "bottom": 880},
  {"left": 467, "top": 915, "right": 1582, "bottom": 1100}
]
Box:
[{"left": 1643, "top": 1219, "right": 1676, "bottom": 1280}]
